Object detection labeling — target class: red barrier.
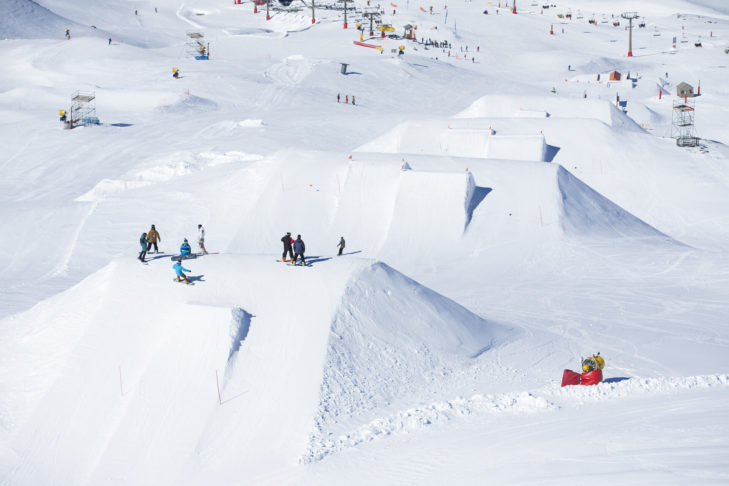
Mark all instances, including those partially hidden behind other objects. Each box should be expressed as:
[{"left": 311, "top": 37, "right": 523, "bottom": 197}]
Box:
[
  {"left": 561, "top": 369, "right": 581, "bottom": 386},
  {"left": 561, "top": 369, "right": 604, "bottom": 386},
  {"left": 353, "top": 40, "right": 382, "bottom": 50}
]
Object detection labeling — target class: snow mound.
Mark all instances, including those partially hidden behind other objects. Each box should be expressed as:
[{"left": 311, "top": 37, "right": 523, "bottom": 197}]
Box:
[
  {"left": 75, "top": 151, "right": 261, "bottom": 201},
  {"left": 309, "top": 262, "right": 513, "bottom": 451},
  {"left": 356, "top": 122, "right": 547, "bottom": 161},
  {"left": 556, "top": 166, "right": 671, "bottom": 239},
  {"left": 380, "top": 170, "right": 476, "bottom": 255},
  {"left": 0, "top": 255, "right": 508, "bottom": 482},
  {"left": 0, "top": 0, "right": 88, "bottom": 40},
  {"left": 265, "top": 54, "right": 315, "bottom": 87},
  {"left": 157, "top": 94, "right": 218, "bottom": 114}
]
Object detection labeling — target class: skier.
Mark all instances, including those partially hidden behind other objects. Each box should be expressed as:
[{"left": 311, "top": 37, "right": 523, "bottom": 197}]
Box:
[
  {"left": 352, "top": 95, "right": 356, "bottom": 106},
  {"left": 345, "top": 95, "right": 349, "bottom": 104},
  {"left": 139, "top": 232, "right": 148, "bottom": 262},
  {"left": 197, "top": 224, "right": 208, "bottom": 254},
  {"left": 337, "top": 236, "right": 345, "bottom": 256},
  {"left": 65, "top": 28, "right": 70, "bottom": 40},
  {"left": 180, "top": 238, "right": 192, "bottom": 256},
  {"left": 108, "top": 38, "right": 112, "bottom": 45},
  {"left": 281, "top": 232, "right": 294, "bottom": 262},
  {"left": 173, "top": 261, "right": 191, "bottom": 284},
  {"left": 147, "top": 224, "right": 161, "bottom": 253},
  {"left": 337, "top": 93, "right": 340, "bottom": 103},
  {"left": 293, "top": 235, "right": 306, "bottom": 265}
]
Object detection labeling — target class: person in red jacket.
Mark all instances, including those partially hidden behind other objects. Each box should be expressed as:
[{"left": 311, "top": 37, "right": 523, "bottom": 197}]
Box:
[{"left": 281, "top": 232, "right": 294, "bottom": 262}]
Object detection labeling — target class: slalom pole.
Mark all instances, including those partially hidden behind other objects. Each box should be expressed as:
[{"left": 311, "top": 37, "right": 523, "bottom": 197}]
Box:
[{"left": 216, "top": 370, "right": 222, "bottom": 405}]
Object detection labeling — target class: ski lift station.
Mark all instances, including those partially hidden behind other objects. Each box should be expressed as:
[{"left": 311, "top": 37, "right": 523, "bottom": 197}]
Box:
[{"left": 676, "top": 82, "right": 695, "bottom": 98}]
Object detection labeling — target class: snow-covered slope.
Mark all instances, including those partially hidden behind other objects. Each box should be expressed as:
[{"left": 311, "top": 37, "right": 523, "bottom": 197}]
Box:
[{"left": 2, "top": 0, "right": 729, "bottom": 483}]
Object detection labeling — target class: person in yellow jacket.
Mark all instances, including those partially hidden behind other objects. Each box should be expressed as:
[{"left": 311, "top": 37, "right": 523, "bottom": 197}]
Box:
[{"left": 147, "top": 224, "right": 161, "bottom": 253}]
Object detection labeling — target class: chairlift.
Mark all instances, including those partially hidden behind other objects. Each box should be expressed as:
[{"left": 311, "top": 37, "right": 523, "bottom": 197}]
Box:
[
  {"left": 653, "top": 27, "right": 660, "bottom": 36},
  {"left": 694, "top": 36, "right": 702, "bottom": 47}
]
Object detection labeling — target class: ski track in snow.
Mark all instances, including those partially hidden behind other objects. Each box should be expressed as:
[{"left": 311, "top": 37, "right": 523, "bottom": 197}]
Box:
[{"left": 303, "top": 374, "right": 729, "bottom": 462}]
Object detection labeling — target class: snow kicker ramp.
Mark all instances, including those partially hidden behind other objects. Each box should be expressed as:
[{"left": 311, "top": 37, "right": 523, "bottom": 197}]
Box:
[
  {"left": 0, "top": 256, "right": 510, "bottom": 485},
  {"left": 454, "top": 95, "right": 616, "bottom": 125},
  {"left": 356, "top": 122, "right": 547, "bottom": 161}
]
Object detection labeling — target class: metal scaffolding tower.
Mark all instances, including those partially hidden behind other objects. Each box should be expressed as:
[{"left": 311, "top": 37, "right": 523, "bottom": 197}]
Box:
[
  {"left": 186, "top": 31, "right": 208, "bottom": 58},
  {"left": 69, "top": 90, "right": 98, "bottom": 127},
  {"left": 671, "top": 98, "right": 699, "bottom": 147}
]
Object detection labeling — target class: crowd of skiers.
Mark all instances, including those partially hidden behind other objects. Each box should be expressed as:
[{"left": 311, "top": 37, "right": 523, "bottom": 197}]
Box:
[
  {"left": 139, "top": 224, "right": 201, "bottom": 261},
  {"left": 137, "top": 225, "right": 346, "bottom": 283}
]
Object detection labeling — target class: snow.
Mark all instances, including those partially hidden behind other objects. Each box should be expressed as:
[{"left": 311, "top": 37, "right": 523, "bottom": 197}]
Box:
[{"left": 1, "top": 0, "right": 729, "bottom": 483}]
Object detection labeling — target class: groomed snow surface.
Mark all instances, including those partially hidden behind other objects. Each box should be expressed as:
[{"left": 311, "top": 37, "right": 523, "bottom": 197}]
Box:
[{"left": 2, "top": 0, "right": 729, "bottom": 484}]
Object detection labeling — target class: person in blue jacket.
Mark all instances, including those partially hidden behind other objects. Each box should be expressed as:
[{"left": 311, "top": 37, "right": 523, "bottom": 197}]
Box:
[
  {"left": 293, "top": 234, "right": 306, "bottom": 265},
  {"left": 139, "top": 232, "right": 148, "bottom": 262},
  {"left": 180, "top": 238, "right": 191, "bottom": 256},
  {"left": 173, "top": 261, "right": 191, "bottom": 283}
]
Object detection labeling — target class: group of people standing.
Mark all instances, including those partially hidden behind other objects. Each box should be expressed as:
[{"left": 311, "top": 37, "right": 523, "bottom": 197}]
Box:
[
  {"left": 336, "top": 94, "right": 356, "bottom": 105},
  {"left": 281, "top": 233, "right": 346, "bottom": 265},
  {"left": 281, "top": 232, "right": 307, "bottom": 265},
  {"left": 138, "top": 224, "right": 207, "bottom": 263}
]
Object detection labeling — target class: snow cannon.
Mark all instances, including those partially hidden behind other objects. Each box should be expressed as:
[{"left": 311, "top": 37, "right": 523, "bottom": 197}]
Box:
[{"left": 561, "top": 353, "right": 604, "bottom": 386}]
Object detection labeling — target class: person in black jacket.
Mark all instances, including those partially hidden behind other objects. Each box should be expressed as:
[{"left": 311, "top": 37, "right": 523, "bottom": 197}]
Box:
[
  {"left": 281, "top": 232, "right": 294, "bottom": 262},
  {"left": 337, "top": 237, "right": 345, "bottom": 256},
  {"left": 293, "top": 235, "right": 306, "bottom": 265}
]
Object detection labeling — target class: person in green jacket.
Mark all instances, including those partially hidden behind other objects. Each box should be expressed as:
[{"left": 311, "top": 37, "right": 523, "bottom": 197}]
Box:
[{"left": 139, "top": 233, "right": 148, "bottom": 262}]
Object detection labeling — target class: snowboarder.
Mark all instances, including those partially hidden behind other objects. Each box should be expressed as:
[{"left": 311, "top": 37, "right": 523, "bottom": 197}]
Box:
[
  {"left": 197, "top": 224, "right": 208, "bottom": 254},
  {"left": 337, "top": 237, "right": 345, "bottom": 256},
  {"left": 139, "top": 233, "right": 148, "bottom": 262},
  {"left": 293, "top": 235, "right": 306, "bottom": 265},
  {"left": 173, "top": 261, "right": 191, "bottom": 284},
  {"left": 147, "top": 224, "right": 161, "bottom": 253},
  {"left": 108, "top": 38, "right": 112, "bottom": 45},
  {"left": 337, "top": 93, "right": 340, "bottom": 103},
  {"left": 180, "top": 238, "right": 191, "bottom": 256},
  {"left": 65, "top": 29, "right": 70, "bottom": 40},
  {"left": 352, "top": 95, "right": 356, "bottom": 105},
  {"left": 281, "top": 232, "right": 294, "bottom": 262}
]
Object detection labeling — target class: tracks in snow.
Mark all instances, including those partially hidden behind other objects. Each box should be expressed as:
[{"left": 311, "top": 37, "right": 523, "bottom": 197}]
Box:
[{"left": 302, "top": 373, "right": 729, "bottom": 463}]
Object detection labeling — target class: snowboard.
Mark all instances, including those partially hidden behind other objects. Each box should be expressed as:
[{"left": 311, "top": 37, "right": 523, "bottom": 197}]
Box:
[
  {"left": 171, "top": 253, "right": 198, "bottom": 261},
  {"left": 287, "top": 262, "right": 311, "bottom": 267},
  {"left": 173, "top": 278, "right": 195, "bottom": 286}
]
